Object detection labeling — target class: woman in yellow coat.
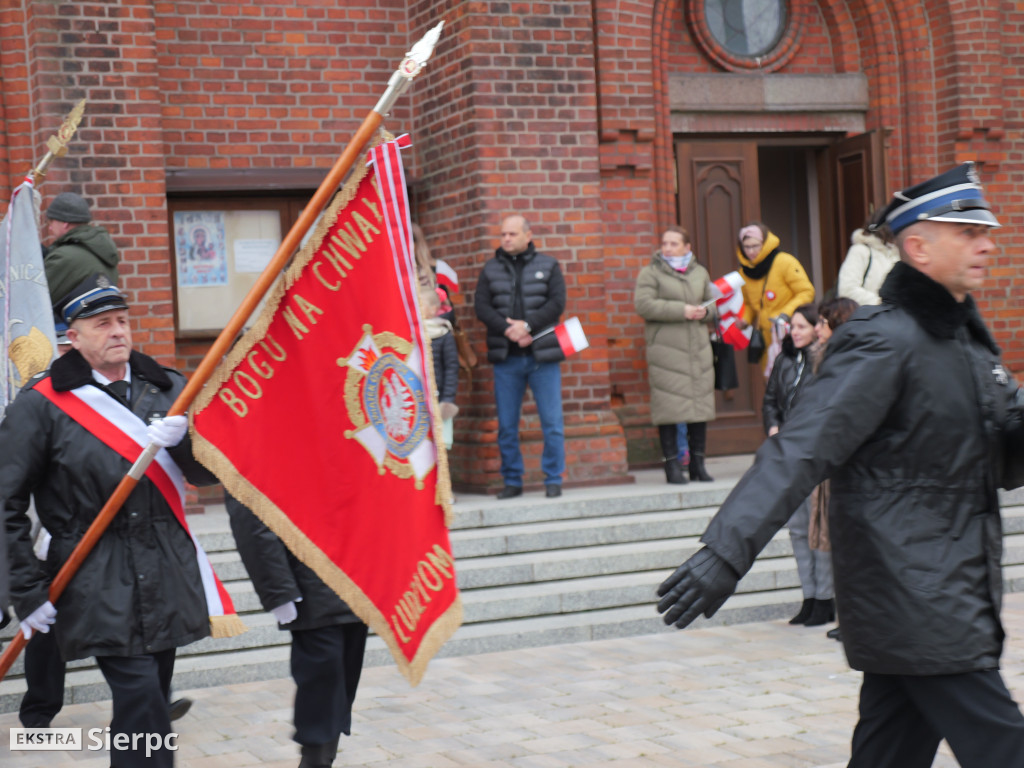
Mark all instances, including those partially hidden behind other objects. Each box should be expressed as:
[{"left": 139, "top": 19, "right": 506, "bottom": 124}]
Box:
[{"left": 736, "top": 223, "right": 815, "bottom": 370}]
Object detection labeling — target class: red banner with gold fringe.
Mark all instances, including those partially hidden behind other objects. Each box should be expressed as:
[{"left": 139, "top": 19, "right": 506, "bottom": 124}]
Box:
[{"left": 190, "top": 135, "right": 461, "bottom": 685}]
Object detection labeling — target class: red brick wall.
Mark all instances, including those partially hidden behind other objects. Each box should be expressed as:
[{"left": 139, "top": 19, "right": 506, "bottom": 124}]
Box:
[
  {"left": 154, "top": 0, "right": 411, "bottom": 173},
  {"left": 2, "top": 0, "right": 1023, "bottom": 485},
  {"left": 2, "top": 2, "right": 173, "bottom": 360},
  {"left": 409, "top": 0, "right": 631, "bottom": 490}
]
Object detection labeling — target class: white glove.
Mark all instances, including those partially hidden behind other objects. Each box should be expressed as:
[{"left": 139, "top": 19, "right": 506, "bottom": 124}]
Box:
[
  {"left": 20, "top": 601, "right": 56, "bottom": 640},
  {"left": 146, "top": 415, "right": 188, "bottom": 448},
  {"left": 270, "top": 601, "right": 298, "bottom": 625}
]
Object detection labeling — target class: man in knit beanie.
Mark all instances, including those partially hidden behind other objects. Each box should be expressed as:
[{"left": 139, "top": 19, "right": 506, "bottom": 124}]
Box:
[{"left": 43, "top": 192, "right": 120, "bottom": 335}]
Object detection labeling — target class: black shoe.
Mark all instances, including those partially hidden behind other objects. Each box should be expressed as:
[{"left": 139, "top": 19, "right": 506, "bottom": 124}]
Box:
[
  {"left": 168, "top": 697, "right": 192, "bottom": 722},
  {"left": 663, "top": 458, "right": 688, "bottom": 485},
  {"left": 545, "top": 484, "right": 562, "bottom": 498},
  {"left": 788, "top": 598, "right": 814, "bottom": 625},
  {"left": 803, "top": 598, "right": 835, "bottom": 627},
  {"left": 496, "top": 485, "right": 523, "bottom": 499},
  {"left": 688, "top": 453, "right": 714, "bottom": 482},
  {"left": 685, "top": 423, "right": 714, "bottom": 481},
  {"left": 826, "top": 626, "right": 843, "bottom": 641},
  {"left": 298, "top": 736, "right": 340, "bottom": 768}
]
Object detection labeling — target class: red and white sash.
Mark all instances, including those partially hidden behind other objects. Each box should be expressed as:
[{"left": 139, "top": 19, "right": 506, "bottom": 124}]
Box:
[{"left": 34, "top": 378, "right": 246, "bottom": 638}]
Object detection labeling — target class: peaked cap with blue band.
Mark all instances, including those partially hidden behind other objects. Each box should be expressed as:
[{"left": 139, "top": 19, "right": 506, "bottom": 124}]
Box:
[
  {"left": 58, "top": 273, "right": 129, "bottom": 325},
  {"left": 878, "top": 162, "right": 1001, "bottom": 235}
]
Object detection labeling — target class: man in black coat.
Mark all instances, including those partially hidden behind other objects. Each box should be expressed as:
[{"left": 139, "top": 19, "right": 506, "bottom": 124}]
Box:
[
  {"left": 1, "top": 274, "right": 217, "bottom": 767},
  {"left": 656, "top": 163, "right": 1024, "bottom": 767},
  {"left": 474, "top": 214, "right": 567, "bottom": 499},
  {"left": 225, "top": 494, "right": 368, "bottom": 768}
]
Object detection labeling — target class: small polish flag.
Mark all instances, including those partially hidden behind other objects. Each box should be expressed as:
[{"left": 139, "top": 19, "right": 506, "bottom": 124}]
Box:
[
  {"left": 435, "top": 259, "right": 459, "bottom": 294},
  {"left": 554, "top": 317, "right": 589, "bottom": 356},
  {"left": 534, "top": 316, "right": 590, "bottom": 356},
  {"left": 720, "top": 316, "right": 752, "bottom": 350},
  {"left": 711, "top": 271, "right": 745, "bottom": 300}
]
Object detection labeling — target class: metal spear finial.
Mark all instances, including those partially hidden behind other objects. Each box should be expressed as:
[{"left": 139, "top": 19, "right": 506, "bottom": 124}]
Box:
[
  {"left": 374, "top": 21, "right": 445, "bottom": 117},
  {"left": 30, "top": 98, "right": 87, "bottom": 184}
]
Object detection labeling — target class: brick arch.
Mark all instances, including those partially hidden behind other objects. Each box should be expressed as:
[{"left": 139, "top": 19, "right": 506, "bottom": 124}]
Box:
[{"left": 650, "top": 0, "right": 949, "bottom": 220}]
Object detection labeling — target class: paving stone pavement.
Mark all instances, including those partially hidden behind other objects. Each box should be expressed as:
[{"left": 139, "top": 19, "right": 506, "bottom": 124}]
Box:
[{"left": 6, "top": 594, "right": 1024, "bottom": 767}]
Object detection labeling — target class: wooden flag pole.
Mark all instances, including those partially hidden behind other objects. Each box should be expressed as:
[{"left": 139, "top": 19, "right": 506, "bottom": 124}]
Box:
[{"left": 0, "top": 22, "right": 444, "bottom": 681}]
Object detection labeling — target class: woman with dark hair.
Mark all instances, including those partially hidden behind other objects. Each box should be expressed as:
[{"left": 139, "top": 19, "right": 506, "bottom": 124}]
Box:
[
  {"left": 762, "top": 303, "right": 834, "bottom": 626},
  {"left": 810, "top": 295, "right": 860, "bottom": 641},
  {"left": 815, "top": 297, "right": 860, "bottom": 348},
  {"left": 634, "top": 226, "right": 717, "bottom": 484}
]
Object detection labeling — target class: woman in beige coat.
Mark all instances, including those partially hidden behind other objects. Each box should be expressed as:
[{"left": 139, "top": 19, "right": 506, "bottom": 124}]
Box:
[{"left": 634, "top": 227, "right": 716, "bottom": 484}]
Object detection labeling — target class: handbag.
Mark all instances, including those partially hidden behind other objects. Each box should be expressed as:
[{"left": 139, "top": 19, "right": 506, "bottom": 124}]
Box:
[
  {"left": 747, "top": 326, "right": 766, "bottom": 364},
  {"left": 747, "top": 270, "right": 770, "bottom": 364},
  {"left": 712, "top": 338, "right": 739, "bottom": 391},
  {"left": 452, "top": 324, "right": 477, "bottom": 372}
]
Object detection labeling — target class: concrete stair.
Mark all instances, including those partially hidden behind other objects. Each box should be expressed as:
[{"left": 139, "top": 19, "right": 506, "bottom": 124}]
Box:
[{"left": 3, "top": 457, "right": 1024, "bottom": 713}]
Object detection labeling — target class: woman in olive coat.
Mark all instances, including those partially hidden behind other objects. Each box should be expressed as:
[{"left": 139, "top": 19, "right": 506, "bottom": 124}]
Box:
[{"left": 634, "top": 227, "right": 716, "bottom": 484}]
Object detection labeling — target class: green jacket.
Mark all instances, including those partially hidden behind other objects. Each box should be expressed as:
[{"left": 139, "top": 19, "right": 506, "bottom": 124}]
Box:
[{"left": 44, "top": 224, "right": 120, "bottom": 309}]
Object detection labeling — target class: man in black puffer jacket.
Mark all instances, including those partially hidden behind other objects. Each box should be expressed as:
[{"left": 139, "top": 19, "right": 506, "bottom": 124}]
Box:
[
  {"left": 225, "top": 494, "right": 368, "bottom": 768},
  {"left": 656, "top": 163, "right": 1024, "bottom": 767},
  {"left": 474, "top": 214, "right": 567, "bottom": 499}
]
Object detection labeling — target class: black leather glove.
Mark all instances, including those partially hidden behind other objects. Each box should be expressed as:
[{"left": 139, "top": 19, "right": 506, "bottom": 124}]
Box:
[{"left": 656, "top": 547, "right": 739, "bottom": 629}]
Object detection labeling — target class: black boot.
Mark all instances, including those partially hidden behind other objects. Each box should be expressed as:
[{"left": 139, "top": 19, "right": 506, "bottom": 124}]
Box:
[
  {"left": 664, "top": 458, "right": 688, "bottom": 484},
  {"left": 687, "top": 422, "right": 714, "bottom": 482},
  {"left": 803, "top": 598, "right": 835, "bottom": 627},
  {"left": 788, "top": 598, "right": 814, "bottom": 625},
  {"left": 299, "top": 736, "right": 340, "bottom": 768}
]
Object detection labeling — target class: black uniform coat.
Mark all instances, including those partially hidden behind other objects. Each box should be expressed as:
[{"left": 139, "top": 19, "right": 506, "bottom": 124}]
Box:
[
  {"left": 225, "top": 495, "right": 359, "bottom": 630},
  {"left": 702, "top": 262, "right": 1024, "bottom": 676},
  {"left": 1, "top": 349, "right": 217, "bottom": 661},
  {"left": 474, "top": 244, "right": 567, "bottom": 363}
]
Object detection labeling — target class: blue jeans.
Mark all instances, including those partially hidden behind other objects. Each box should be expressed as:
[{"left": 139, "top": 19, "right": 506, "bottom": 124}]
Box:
[
  {"left": 492, "top": 354, "right": 565, "bottom": 486},
  {"left": 676, "top": 423, "right": 689, "bottom": 457}
]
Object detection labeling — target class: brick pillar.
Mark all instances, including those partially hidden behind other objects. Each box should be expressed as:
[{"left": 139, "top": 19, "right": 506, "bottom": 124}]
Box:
[
  {"left": 410, "top": 1, "right": 630, "bottom": 492},
  {"left": 9, "top": 2, "right": 174, "bottom": 363}
]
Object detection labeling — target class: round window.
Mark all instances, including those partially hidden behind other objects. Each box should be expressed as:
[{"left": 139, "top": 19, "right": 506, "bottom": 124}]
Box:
[
  {"left": 687, "top": 0, "right": 800, "bottom": 73},
  {"left": 705, "top": 0, "right": 788, "bottom": 58}
]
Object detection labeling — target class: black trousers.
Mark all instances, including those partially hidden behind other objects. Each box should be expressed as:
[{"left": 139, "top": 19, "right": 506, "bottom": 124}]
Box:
[
  {"left": 19, "top": 628, "right": 66, "bottom": 727},
  {"left": 96, "top": 649, "right": 176, "bottom": 768},
  {"left": 849, "top": 669, "right": 1024, "bottom": 768},
  {"left": 291, "top": 623, "right": 369, "bottom": 747}
]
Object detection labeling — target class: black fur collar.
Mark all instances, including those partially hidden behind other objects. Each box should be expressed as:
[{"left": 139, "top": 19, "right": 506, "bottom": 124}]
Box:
[
  {"left": 879, "top": 261, "right": 999, "bottom": 353},
  {"left": 50, "top": 349, "right": 173, "bottom": 392}
]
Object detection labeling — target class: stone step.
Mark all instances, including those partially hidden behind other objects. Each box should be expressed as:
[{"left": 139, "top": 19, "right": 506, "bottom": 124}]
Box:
[
  {"left": 0, "top": 587, "right": 808, "bottom": 714},
  {"left": 4, "top": 471, "right": 1024, "bottom": 715},
  {"left": 454, "top": 532, "right": 790, "bottom": 590},
  {"left": 449, "top": 507, "right": 717, "bottom": 558},
  {"left": 189, "top": 495, "right": 1024, "bottom": 558},
  {"left": 458, "top": 558, "right": 800, "bottom": 623}
]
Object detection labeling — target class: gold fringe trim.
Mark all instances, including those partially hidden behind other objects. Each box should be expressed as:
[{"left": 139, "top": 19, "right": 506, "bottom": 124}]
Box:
[
  {"left": 401, "top": 596, "right": 463, "bottom": 687},
  {"left": 190, "top": 133, "right": 463, "bottom": 685},
  {"left": 420, "top": 327, "right": 454, "bottom": 528},
  {"left": 209, "top": 613, "right": 248, "bottom": 639},
  {"left": 193, "top": 430, "right": 463, "bottom": 687}
]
